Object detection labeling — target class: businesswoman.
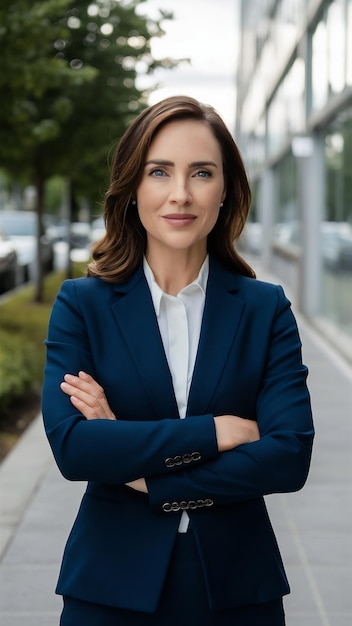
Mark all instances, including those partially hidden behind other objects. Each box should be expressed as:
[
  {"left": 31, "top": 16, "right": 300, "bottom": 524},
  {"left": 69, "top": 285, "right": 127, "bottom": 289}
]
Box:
[{"left": 42, "top": 95, "right": 314, "bottom": 625}]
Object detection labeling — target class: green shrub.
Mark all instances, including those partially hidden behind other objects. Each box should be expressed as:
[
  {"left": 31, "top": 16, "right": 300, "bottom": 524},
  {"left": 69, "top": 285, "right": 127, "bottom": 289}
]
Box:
[
  {"left": 0, "top": 331, "right": 37, "bottom": 412},
  {"left": 0, "top": 264, "right": 86, "bottom": 420}
]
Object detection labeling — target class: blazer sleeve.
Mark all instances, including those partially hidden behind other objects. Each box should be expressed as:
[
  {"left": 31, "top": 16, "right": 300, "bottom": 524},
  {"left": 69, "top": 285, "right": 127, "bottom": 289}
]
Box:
[
  {"left": 146, "top": 286, "right": 314, "bottom": 510},
  {"left": 42, "top": 280, "right": 219, "bottom": 484}
]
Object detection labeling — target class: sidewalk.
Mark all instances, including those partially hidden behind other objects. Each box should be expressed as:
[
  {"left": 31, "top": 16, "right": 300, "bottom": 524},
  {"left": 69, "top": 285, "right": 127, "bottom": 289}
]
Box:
[{"left": 0, "top": 269, "right": 351, "bottom": 625}]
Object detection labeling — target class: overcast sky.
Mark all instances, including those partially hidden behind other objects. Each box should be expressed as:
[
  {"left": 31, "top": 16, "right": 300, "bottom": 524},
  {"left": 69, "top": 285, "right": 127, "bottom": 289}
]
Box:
[{"left": 136, "top": 0, "right": 239, "bottom": 132}]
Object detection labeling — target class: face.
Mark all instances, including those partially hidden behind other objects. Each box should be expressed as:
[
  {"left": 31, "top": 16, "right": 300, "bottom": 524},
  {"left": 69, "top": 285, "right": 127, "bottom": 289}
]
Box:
[{"left": 136, "top": 119, "right": 226, "bottom": 260}]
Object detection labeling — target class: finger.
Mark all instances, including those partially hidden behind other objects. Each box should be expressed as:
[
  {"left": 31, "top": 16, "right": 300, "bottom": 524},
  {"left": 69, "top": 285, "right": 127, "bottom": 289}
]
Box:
[
  {"left": 69, "top": 394, "right": 114, "bottom": 420},
  {"left": 60, "top": 382, "right": 104, "bottom": 409},
  {"left": 69, "top": 395, "right": 96, "bottom": 419},
  {"left": 61, "top": 374, "right": 116, "bottom": 420},
  {"left": 62, "top": 375, "right": 105, "bottom": 401},
  {"left": 64, "top": 373, "right": 102, "bottom": 394},
  {"left": 62, "top": 384, "right": 116, "bottom": 420}
]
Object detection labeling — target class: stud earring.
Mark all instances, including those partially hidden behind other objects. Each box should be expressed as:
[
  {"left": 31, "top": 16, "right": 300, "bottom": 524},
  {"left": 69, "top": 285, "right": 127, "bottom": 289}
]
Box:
[
  {"left": 220, "top": 202, "right": 224, "bottom": 208},
  {"left": 131, "top": 199, "right": 137, "bottom": 206}
]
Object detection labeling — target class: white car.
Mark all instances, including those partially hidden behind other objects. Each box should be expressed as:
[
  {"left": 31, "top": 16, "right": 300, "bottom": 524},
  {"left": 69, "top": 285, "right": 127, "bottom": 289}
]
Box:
[
  {"left": 51, "top": 221, "right": 93, "bottom": 269},
  {"left": 0, "top": 230, "right": 19, "bottom": 293},
  {"left": 0, "top": 210, "right": 53, "bottom": 283}
]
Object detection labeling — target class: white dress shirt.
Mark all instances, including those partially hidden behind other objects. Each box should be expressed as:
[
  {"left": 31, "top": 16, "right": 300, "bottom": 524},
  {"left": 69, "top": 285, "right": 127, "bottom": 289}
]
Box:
[{"left": 143, "top": 256, "right": 209, "bottom": 532}]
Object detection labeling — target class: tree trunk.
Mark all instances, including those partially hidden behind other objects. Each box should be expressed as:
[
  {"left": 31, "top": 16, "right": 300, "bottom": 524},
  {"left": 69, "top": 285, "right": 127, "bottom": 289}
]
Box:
[
  {"left": 33, "top": 177, "right": 45, "bottom": 303},
  {"left": 65, "top": 179, "right": 74, "bottom": 280}
]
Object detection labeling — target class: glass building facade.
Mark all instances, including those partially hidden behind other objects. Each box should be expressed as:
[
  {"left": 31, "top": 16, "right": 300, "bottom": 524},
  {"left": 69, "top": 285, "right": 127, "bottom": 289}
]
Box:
[{"left": 236, "top": 0, "right": 352, "bottom": 362}]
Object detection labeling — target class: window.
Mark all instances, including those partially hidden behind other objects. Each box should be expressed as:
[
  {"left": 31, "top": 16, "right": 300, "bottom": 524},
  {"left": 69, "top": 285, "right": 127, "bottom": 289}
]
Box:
[{"left": 321, "top": 113, "right": 352, "bottom": 336}]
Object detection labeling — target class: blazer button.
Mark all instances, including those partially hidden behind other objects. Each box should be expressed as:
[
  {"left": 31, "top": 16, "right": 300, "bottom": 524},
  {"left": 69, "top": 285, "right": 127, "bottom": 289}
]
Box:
[
  {"left": 171, "top": 502, "right": 180, "bottom": 511},
  {"left": 162, "top": 502, "right": 172, "bottom": 512},
  {"left": 182, "top": 453, "right": 192, "bottom": 464},
  {"left": 188, "top": 500, "right": 198, "bottom": 510},
  {"left": 180, "top": 501, "right": 189, "bottom": 510},
  {"left": 204, "top": 499, "right": 214, "bottom": 507},
  {"left": 165, "top": 458, "right": 174, "bottom": 468},
  {"left": 174, "top": 455, "right": 182, "bottom": 466},
  {"left": 191, "top": 452, "right": 201, "bottom": 462},
  {"left": 196, "top": 499, "right": 205, "bottom": 507}
]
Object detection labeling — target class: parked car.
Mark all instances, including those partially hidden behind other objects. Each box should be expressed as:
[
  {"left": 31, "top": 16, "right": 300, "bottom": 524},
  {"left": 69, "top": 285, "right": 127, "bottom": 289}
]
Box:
[
  {"left": 69, "top": 222, "right": 92, "bottom": 262},
  {"left": 273, "top": 220, "right": 352, "bottom": 270},
  {"left": 320, "top": 221, "right": 352, "bottom": 270},
  {"left": 47, "top": 221, "right": 93, "bottom": 269},
  {"left": 0, "top": 210, "right": 54, "bottom": 283},
  {"left": 0, "top": 230, "right": 19, "bottom": 293}
]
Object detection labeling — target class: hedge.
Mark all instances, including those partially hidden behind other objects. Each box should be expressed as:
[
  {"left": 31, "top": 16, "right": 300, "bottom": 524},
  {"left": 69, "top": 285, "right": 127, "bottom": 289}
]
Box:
[{"left": 0, "top": 265, "right": 85, "bottom": 420}]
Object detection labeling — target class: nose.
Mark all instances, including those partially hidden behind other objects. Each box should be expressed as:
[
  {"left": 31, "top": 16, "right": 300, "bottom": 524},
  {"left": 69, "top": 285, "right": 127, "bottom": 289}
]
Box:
[{"left": 169, "top": 176, "right": 191, "bottom": 205}]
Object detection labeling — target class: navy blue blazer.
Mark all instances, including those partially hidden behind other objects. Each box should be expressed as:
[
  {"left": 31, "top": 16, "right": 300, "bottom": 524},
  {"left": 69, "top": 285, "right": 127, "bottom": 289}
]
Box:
[{"left": 42, "top": 255, "right": 314, "bottom": 613}]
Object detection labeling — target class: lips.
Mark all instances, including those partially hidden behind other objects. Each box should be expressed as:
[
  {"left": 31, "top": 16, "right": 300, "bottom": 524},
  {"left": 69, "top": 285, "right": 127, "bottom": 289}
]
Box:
[{"left": 162, "top": 214, "right": 196, "bottom": 226}]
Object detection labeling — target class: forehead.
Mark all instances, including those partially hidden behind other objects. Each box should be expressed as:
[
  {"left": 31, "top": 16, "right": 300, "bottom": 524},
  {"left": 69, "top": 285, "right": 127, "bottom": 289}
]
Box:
[{"left": 148, "top": 119, "right": 222, "bottom": 159}]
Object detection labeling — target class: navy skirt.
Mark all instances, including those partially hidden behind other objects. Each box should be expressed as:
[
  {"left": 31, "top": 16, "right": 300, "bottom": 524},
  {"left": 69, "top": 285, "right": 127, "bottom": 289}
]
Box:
[{"left": 60, "top": 530, "right": 285, "bottom": 626}]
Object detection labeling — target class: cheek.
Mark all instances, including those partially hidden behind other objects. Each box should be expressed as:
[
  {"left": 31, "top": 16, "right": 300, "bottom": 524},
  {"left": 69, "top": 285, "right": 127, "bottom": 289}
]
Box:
[{"left": 204, "top": 203, "right": 221, "bottom": 227}]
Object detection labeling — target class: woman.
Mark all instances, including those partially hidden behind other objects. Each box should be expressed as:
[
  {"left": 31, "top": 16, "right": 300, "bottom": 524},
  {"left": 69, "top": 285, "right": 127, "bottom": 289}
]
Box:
[{"left": 42, "top": 95, "right": 314, "bottom": 625}]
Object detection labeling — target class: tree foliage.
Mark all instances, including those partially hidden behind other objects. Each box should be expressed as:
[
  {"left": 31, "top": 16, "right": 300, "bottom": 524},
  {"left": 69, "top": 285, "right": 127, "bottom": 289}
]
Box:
[
  {"left": 0, "top": 0, "right": 175, "bottom": 198},
  {"left": 0, "top": 0, "right": 176, "bottom": 299},
  {"left": 0, "top": 0, "right": 97, "bottom": 178},
  {"left": 47, "top": 0, "right": 176, "bottom": 206}
]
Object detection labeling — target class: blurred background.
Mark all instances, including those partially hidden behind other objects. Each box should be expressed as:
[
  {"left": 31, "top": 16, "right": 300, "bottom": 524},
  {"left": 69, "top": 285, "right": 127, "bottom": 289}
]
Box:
[{"left": 0, "top": 0, "right": 351, "bottom": 424}]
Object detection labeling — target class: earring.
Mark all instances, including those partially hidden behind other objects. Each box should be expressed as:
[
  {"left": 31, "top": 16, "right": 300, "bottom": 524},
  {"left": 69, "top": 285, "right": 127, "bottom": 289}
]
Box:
[
  {"left": 131, "top": 199, "right": 137, "bottom": 206},
  {"left": 220, "top": 202, "right": 224, "bottom": 208}
]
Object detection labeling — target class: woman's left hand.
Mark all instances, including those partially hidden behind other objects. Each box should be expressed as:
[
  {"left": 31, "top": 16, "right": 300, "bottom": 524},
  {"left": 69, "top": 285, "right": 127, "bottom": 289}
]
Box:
[{"left": 60, "top": 371, "right": 117, "bottom": 420}]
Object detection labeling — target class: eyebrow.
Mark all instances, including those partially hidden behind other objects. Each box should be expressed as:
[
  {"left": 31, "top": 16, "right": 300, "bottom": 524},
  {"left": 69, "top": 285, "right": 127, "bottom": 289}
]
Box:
[{"left": 145, "top": 159, "right": 218, "bottom": 168}]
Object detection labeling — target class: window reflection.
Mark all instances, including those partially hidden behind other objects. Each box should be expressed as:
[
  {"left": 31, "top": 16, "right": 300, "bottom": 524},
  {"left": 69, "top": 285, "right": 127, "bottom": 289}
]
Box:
[
  {"left": 267, "top": 57, "right": 305, "bottom": 156},
  {"left": 327, "top": 0, "right": 345, "bottom": 94},
  {"left": 312, "top": 21, "right": 328, "bottom": 111},
  {"left": 347, "top": 0, "right": 352, "bottom": 84},
  {"left": 312, "top": 0, "right": 348, "bottom": 113},
  {"left": 322, "top": 115, "right": 352, "bottom": 337},
  {"left": 273, "top": 152, "right": 299, "bottom": 248}
]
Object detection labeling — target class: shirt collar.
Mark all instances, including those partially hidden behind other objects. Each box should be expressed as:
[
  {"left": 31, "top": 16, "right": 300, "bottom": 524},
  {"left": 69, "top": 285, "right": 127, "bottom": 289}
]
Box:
[{"left": 143, "top": 255, "right": 209, "bottom": 316}]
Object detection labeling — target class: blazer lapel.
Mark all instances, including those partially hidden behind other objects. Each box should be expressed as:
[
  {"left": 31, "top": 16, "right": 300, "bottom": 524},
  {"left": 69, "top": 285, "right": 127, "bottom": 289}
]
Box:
[
  {"left": 111, "top": 267, "right": 179, "bottom": 420},
  {"left": 187, "top": 257, "right": 245, "bottom": 415}
]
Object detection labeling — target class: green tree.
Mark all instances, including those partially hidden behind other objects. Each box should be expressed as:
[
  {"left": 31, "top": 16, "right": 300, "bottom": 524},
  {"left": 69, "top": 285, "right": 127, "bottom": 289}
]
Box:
[
  {"left": 0, "top": 0, "right": 97, "bottom": 300},
  {"left": 0, "top": 0, "right": 176, "bottom": 299},
  {"left": 47, "top": 0, "right": 176, "bottom": 215}
]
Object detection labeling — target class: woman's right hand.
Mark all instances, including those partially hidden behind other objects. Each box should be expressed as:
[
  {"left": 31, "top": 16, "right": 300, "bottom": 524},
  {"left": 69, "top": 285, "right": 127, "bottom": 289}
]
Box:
[
  {"left": 60, "top": 371, "right": 117, "bottom": 421},
  {"left": 214, "top": 415, "right": 260, "bottom": 452}
]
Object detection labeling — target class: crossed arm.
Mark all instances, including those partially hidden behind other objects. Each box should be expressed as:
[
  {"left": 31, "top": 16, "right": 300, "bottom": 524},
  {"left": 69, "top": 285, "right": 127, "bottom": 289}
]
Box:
[
  {"left": 45, "top": 280, "right": 313, "bottom": 504},
  {"left": 60, "top": 371, "right": 260, "bottom": 494}
]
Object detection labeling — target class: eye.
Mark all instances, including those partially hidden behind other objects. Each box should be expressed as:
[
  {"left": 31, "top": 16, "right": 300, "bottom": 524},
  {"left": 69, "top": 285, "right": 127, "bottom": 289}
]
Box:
[
  {"left": 194, "top": 169, "right": 212, "bottom": 178},
  {"left": 149, "top": 168, "right": 166, "bottom": 177}
]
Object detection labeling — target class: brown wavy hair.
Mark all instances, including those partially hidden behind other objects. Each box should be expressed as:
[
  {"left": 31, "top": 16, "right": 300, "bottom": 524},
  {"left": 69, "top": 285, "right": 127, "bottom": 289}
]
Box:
[{"left": 87, "top": 95, "right": 255, "bottom": 281}]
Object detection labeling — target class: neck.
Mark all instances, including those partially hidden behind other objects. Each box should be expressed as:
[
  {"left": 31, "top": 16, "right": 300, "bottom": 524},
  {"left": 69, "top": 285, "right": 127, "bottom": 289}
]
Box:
[{"left": 146, "top": 247, "right": 207, "bottom": 296}]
